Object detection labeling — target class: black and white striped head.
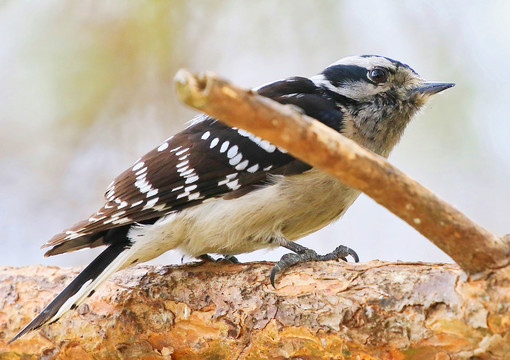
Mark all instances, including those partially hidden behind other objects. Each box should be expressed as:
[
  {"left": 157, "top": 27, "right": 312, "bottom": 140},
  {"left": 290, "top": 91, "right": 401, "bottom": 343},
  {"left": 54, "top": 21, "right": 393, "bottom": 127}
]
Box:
[
  {"left": 313, "top": 55, "right": 453, "bottom": 105},
  {"left": 311, "top": 55, "right": 454, "bottom": 154}
]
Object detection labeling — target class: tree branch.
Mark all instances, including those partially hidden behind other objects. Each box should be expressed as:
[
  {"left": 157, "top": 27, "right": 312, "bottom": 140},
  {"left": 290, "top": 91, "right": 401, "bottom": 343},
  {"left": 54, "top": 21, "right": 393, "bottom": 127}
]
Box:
[
  {"left": 2, "top": 263, "right": 510, "bottom": 359},
  {"left": 174, "top": 70, "right": 510, "bottom": 273}
]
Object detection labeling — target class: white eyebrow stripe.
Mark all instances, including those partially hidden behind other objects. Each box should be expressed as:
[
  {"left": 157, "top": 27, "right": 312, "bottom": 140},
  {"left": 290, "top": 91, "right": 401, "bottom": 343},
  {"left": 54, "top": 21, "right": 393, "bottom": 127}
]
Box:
[{"left": 310, "top": 74, "right": 345, "bottom": 95}]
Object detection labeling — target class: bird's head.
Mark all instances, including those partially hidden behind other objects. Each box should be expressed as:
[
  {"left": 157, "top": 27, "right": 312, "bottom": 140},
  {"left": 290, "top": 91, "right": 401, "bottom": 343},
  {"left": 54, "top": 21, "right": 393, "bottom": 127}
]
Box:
[{"left": 311, "top": 55, "right": 454, "bottom": 155}]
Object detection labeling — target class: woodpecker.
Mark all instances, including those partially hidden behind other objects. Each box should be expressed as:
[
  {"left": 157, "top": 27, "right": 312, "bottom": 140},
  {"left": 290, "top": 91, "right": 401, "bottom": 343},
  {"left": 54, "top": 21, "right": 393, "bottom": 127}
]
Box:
[{"left": 9, "top": 55, "right": 454, "bottom": 342}]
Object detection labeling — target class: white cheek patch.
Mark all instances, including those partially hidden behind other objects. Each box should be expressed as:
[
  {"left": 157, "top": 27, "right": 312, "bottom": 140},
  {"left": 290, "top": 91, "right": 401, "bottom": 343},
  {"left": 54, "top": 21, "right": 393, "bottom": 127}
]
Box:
[
  {"left": 337, "top": 80, "right": 386, "bottom": 100},
  {"left": 311, "top": 74, "right": 384, "bottom": 101}
]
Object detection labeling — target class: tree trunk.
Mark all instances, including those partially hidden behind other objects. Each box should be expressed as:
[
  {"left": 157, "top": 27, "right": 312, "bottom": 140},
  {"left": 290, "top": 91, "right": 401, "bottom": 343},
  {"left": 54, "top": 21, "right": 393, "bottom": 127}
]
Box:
[{"left": 1, "top": 262, "right": 509, "bottom": 359}]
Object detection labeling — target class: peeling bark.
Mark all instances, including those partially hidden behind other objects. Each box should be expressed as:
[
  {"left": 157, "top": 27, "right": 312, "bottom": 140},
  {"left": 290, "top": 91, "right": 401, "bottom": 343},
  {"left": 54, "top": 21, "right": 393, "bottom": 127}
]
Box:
[{"left": 1, "top": 262, "right": 510, "bottom": 359}]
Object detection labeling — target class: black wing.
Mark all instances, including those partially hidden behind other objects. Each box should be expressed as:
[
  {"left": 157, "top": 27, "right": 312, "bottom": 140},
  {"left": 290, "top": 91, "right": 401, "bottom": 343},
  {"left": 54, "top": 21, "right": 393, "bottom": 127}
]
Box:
[{"left": 44, "top": 76, "right": 345, "bottom": 255}]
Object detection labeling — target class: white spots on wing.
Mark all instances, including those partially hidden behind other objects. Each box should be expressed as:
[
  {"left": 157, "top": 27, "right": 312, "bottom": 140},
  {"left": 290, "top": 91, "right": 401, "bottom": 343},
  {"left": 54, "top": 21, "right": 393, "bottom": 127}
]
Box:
[
  {"left": 176, "top": 184, "right": 199, "bottom": 200},
  {"left": 170, "top": 146, "right": 182, "bottom": 153},
  {"left": 210, "top": 138, "right": 219, "bottom": 149},
  {"left": 175, "top": 148, "right": 189, "bottom": 156},
  {"left": 117, "top": 201, "right": 128, "bottom": 209},
  {"left": 142, "top": 197, "right": 159, "bottom": 211},
  {"left": 135, "top": 167, "right": 147, "bottom": 176},
  {"left": 235, "top": 159, "right": 249, "bottom": 171},
  {"left": 171, "top": 185, "right": 184, "bottom": 192},
  {"left": 147, "top": 189, "right": 159, "bottom": 197},
  {"left": 201, "top": 131, "right": 211, "bottom": 140},
  {"left": 111, "top": 210, "right": 126, "bottom": 218},
  {"left": 133, "top": 166, "right": 157, "bottom": 196},
  {"left": 247, "top": 164, "right": 259, "bottom": 173},
  {"left": 131, "top": 200, "right": 143, "bottom": 207},
  {"left": 185, "top": 175, "right": 199, "bottom": 184},
  {"left": 132, "top": 161, "right": 144, "bottom": 171},
  {"left": 105, "top": 187, "right": 115, "bottom": 201},
  {"left": 227, "top": 145, "right": 238, "bottom": 159},
  {"left": 65, "top": 230, "right": 82, "bottom": 240},
  {"left": 112, "top": 217, "right": 131, "bottom": 225},
  {"left": 153, "top": 204, "right": 166, "bottom": 212},
  {"left": 157, "top": 142, "right": 169, "bottom": 152},
  {"left": 178, "top": 154, "right": 190, "bottom": 161},
  {"left": 226, "top": 179, "right": 240, "bottom": 190},
  {"left": 135, "top": 178, "right": 152, "bottom": 194},
  {"left": 88, "top": 215, "right": 105, "bottom": 223},
  {"left": 220, "top": 141, "right": 229, "bottom": 153},
  {"left": 277, "top": 146, "right": 288, "bottom": 154},
  {"left": 218, "top": 173, "right": 238, "bottom": 186},
  {"left": 174, "top": 146, "right": 199, "bottom": 187},
  {"left": 236, "top": 129, "right": 276, "bottom": 153},
  {"left": 188, "top": 192, "right": 201, "bottom": 201},
  {"left": 229, "top": 153, "right": 242, "bottom": 166},
  {"left": 185, "top": 185, "right": 197, "bottom": 192},
  {"left": 180, "top": 168, "right": 194, "bottom": 176},
  {"left": 141, "top": 185, "right": 153, "bottom": 194},
  {"left": 263, "top": 165, "right": 273, "bottom": 171}
]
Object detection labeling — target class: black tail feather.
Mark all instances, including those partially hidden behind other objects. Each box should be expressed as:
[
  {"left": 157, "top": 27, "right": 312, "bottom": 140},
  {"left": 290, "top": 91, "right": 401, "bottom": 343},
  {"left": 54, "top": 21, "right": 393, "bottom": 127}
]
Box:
[{"left": 8, "top": 241, "right": 130, "bottom": 343}]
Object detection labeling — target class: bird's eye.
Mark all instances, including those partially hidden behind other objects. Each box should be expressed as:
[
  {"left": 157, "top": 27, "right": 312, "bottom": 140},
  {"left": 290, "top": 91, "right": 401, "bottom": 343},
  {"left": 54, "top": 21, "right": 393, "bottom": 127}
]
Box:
[{"left": 368, "top": 68, "right": 389, "bottom": 84}]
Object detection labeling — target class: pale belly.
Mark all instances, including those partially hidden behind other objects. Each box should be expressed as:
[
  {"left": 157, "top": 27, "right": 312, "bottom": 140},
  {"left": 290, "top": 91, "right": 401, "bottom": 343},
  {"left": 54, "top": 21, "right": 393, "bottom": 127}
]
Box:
[{"left": 128, "top": 169, "right": 360, "bottom": 262}]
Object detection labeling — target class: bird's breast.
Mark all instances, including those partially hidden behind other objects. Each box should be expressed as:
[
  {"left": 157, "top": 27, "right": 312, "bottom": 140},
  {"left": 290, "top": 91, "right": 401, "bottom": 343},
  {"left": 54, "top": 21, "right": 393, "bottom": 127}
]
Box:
[{"left": 176, "top": 169, "right": 360, "bottom": 256}]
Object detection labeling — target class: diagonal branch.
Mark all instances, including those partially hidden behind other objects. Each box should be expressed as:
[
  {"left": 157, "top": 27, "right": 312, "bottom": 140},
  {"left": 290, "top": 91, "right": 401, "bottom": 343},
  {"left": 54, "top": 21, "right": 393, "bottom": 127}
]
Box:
[{"left": 174, "top": 69, "right": 510, "bottom": 274}]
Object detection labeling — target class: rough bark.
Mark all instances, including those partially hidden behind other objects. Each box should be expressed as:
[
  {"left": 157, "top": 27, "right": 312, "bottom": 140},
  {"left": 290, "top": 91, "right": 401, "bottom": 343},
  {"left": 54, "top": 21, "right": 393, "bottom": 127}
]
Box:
[
  {"left": 1, "top": 263, "right": 510, "bottom": 359},
  {"left": 174, "top": 70, "right": 510, "bottom": 274}
]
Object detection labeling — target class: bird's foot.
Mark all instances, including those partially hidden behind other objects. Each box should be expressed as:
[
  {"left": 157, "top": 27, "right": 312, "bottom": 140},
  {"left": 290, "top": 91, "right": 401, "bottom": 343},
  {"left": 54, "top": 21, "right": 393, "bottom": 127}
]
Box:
[
  {"left": 270, "top": 243, "right": 359, "bottom": 287},
  {"left": 220, "top": 255, "right": 240, "bottom": 263},
  {"left": 198, "top": 254, "right": 240, "bottom": 263}
]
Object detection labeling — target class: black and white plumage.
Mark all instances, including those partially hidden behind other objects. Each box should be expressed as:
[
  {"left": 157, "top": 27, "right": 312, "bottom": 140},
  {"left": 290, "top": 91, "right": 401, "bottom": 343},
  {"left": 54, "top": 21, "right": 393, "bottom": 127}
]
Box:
[{"left": 9, "top": 55, "right": 454, "bottom": 342}]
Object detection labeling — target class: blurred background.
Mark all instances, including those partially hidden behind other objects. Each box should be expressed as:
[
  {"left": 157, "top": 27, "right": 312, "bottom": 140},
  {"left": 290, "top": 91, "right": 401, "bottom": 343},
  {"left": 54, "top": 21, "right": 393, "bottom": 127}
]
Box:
[{"left": 1, "top": 1, "right": 509, "bottom": 267}]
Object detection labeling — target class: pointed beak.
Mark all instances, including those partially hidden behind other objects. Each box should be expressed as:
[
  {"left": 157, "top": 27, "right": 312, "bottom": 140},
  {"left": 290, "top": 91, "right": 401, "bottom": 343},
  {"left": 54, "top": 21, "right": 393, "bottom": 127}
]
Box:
[{"left": 410, "top": 82, "right": 455, "bottom": 96}]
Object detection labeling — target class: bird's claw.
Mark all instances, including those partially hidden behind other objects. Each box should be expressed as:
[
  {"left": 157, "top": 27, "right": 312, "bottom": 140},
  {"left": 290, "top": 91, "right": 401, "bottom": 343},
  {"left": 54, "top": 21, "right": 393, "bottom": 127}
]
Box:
[
  {"left": 221, "top": 255, "right": 240, "bottom": 263},
  {"left": 270, "top": 245, "right": 359, "bottom": 288},
  {"left": 198, "top": 254, "right": 239, "bottom": 263}
]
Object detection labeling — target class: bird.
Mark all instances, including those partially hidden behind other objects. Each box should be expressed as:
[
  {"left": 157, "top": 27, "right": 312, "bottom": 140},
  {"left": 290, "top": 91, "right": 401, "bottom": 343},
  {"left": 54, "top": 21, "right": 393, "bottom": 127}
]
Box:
[{"left": 9, "top": 55, "right": 454, "bottom": 343}]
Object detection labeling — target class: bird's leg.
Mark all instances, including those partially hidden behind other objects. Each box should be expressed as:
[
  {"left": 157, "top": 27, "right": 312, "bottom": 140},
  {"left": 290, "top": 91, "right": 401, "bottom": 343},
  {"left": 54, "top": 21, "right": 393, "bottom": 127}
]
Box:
[
  {"left": 198, "top": 254, "right": 240, "bottom": 263},
  {"left": 270, "top": 239, "right": 359, "bottom": 287}
]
